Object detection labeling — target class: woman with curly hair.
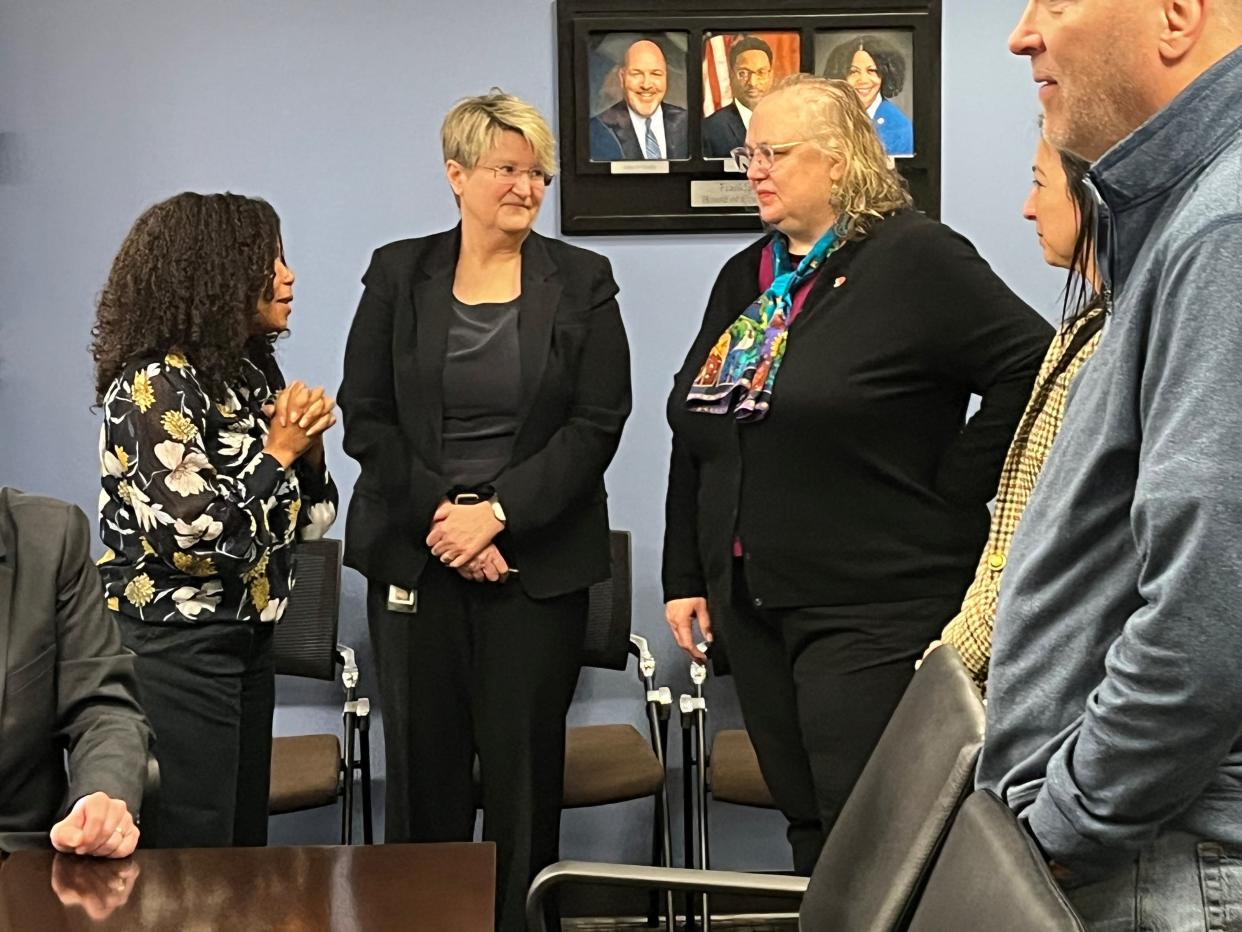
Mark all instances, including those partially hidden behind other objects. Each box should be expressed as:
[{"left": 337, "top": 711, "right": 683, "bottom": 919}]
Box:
[
  {"left": 92, "top": 191, "right": 338, "bottom": 848},
  {"left": 663, "top": 75, "right": 1051, "bottom": 872},
  {"left": 822, "top": 33, "right": 914, "bottom": 156}
]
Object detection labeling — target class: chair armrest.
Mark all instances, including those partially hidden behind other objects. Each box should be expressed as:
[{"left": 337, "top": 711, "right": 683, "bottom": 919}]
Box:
[
  {"left": 336, "top": 643, "right": 359, "bottom": 690},
  {"left": 525, "top": 861, "right": 808, "bottom": 932},
  {"left": 628, "top": 633, "right": 671, "bottom": 712},
  {"left": 628, "top": 634, "right": 656, "bottom": 678},
  {"left": 139, "top": 750, "right": 160, "bottom": 846},
  {"left": 691, "top": 647, "right": 709, "bottom": 687}
]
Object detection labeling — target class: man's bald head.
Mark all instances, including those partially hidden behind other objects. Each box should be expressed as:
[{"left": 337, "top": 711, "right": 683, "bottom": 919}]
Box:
[{"left": 620, "top": 39, "right": 669, "bottom": 117}]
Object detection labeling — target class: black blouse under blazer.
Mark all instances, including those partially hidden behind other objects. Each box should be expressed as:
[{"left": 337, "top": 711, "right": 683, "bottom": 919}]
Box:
[
  {"left": 338, "top": 227, "right": 632, "bottom": 599},
  {"left": 662, "top": 210, "right": 1054, "bottom": 612}
]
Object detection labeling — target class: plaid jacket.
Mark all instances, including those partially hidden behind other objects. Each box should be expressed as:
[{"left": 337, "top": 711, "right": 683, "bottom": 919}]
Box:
[{"left": 940, "top": 307, "right": 1105, "bottom": 690}]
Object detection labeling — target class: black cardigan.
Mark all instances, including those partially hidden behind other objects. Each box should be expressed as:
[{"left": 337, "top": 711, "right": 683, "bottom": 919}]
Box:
[
  {"left": 662, "top": 210, "right": 1053, "bottom": 611},
  {"left": 338, "top": 228, "right": 632, "bottom": 599}
]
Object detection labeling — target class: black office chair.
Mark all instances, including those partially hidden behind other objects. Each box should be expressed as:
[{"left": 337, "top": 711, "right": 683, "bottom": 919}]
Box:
[
  {"left": 268, "top": 537, "right": 374, "bottom": 844},
  {"left": 526, "top": 645, "right": 985, "bottom": 932},
  {"left": 797, "top": 644, "right": 985, "bottom": 931},
  {"left": 906, "top": 790, "right": 1085, "bottom": 932}
]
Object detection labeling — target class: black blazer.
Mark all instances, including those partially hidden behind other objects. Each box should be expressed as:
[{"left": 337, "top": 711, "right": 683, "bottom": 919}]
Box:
[
  {"left": 338, "top": 228, "right": 632, "bottom": 599},
  {"left": 702, "top": 104, "right": 746, "bottom": 158},
  {"left": 662, "top": 211, "right": 1053, "bottom": 612},
  {"left": 589, "top": 100, "right": 689, "bottom": 160},
  {"left": 0, "top": 488, "right": 149, "bottom": 852}
]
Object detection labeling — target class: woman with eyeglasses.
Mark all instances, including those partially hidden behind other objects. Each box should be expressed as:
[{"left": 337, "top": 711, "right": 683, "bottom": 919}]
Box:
[
  {"left": 662, "top": 74, "right": 1051, "bottom": 874},
  {"left": 338, "top": 90, "right": 630, "bottom": 932}
]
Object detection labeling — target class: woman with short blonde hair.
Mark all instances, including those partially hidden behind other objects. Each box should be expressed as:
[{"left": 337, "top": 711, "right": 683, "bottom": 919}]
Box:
[
  {"left": 664, "top": 76, "right": 1052, "bottom": 873},
  {"left": 440, "top": 90, "right": 558, "bottom": 181},
  {"left": 339, "top": 90, "right": 630, "bottom": 932}
]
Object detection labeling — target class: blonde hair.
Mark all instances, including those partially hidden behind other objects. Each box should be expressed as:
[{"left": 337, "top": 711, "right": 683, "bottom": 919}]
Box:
[
  {"left": 440, "top": 89, "right": 558, "bottom": 180},
  {"left": 767, "top": 74, "right": 911, "bottom": 240}
]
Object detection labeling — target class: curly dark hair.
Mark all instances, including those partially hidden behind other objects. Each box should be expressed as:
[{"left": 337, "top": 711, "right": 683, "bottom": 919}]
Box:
[
  {"left": 91, "top": 192, "right": 283, "bottom": 402},
  {"left": 822, "top": 34, "right": 907, "bottom": 100}
]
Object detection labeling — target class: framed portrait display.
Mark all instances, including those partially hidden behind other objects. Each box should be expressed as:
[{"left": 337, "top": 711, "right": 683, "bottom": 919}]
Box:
[
  {"left": 555, "top": 0, "right": 942, "bottom": 235},
  {"left": 587, "top": 31, "right": 692, "bottom": 162}
]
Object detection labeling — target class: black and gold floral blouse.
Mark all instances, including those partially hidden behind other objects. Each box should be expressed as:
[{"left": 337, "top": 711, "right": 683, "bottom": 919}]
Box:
[{"left": 97, "top": 352, "right": 338, "bottom": 624}]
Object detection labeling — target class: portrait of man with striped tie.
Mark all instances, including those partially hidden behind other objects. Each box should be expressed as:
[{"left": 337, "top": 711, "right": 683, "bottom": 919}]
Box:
[{"left": 588, "top": 35, "right": 689, "bottom": 161}]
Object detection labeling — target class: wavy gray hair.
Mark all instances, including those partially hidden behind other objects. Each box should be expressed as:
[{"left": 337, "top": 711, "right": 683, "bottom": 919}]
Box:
[{"left": 767, "top": 74, "right": 911, "bottom": 240}]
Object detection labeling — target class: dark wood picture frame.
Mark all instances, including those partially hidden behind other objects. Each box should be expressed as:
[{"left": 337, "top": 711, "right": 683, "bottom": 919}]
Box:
[{"left": 555, "top": 0, "right": 942, "bottom": 235}]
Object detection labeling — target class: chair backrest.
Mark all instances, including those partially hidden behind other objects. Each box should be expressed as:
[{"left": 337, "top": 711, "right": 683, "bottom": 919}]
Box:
[
  {"left": 580, "top": 530, "right": 633, "bottom": 671},
  {"left": 800, "top": 645, "right": 986, "bottom": 932},
  {"left": 272, "top": 537, "right": 342, "bottom": 681},
  {"left": 906, "top": 791, "right": 1085, "bottom": 932}
]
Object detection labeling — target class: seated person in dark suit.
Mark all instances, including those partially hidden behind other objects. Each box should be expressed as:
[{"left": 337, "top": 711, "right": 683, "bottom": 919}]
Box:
[
  {"left": 703, "top": 35, "right": 775, "bottom": 158},
  {"left": 589, "top": 38, "right": 688, "bottom": 160},
  {"left": 0, "top": 487, "right": 150, "bottom": 858}
]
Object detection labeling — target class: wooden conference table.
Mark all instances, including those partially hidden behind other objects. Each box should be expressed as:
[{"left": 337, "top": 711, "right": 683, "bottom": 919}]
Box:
[{"left": 0, "top": 841, "right": 494, "bottom": 931}]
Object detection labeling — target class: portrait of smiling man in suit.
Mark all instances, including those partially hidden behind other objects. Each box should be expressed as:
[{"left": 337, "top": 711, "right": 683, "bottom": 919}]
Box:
[{"left": 588, "top": 36, "right": 689, "bottom": 162}]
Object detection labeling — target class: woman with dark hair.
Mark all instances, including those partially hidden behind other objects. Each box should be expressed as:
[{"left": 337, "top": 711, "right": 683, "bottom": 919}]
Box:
[
  {"left": 92, "top": 191, "right": 338, "bottom": 847},
  {"left": 924, "top": 134, "right": 1107, "bottom": 689},
  {"left": 822, "top": 34, "right": 913, "bottom": 156}
]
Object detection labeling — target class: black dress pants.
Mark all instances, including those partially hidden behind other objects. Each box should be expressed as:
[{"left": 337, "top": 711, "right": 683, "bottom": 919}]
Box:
[
  {"left": 367, "top": 562, "right": 586, "bottom": 932},
  {"left": 116, "top": 616, "right": 275, "bottom": 848},
  {"left": 721, "top": 565, "right": 958, "bottom": 875}
]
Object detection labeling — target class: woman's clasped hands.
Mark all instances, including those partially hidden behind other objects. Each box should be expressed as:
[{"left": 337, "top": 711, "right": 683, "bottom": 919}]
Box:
[
  {"left": 426, "top": 499, "right": 510, "bottom": 583},
  {"left": 262, "top": 380, "right": 337, "bottom": 468}
]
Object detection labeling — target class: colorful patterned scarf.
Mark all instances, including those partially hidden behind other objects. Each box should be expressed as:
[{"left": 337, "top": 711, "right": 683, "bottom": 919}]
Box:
[{"left": 686, "top": 228, "right": 842, "bottom": 420}]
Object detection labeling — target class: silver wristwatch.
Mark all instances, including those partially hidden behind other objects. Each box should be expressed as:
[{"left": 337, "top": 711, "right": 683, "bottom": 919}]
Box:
[{"left": 489, "top": 497, "right": 507, "bottom": 525}]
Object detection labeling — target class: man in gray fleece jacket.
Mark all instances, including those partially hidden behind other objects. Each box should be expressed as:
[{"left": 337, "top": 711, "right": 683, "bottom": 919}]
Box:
[{"left": 983, "top": 2, "right": 1242, "bottom": 927}]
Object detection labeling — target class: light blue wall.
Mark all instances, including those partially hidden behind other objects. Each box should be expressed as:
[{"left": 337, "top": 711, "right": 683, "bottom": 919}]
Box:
[{"left": 0, "top": 1, "right": 1058, "bottom": 866}]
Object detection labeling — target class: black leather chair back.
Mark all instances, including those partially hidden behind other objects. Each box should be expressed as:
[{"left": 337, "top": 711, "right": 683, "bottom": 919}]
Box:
[
  {"left": 907, "top": 791, "right": 1085, "bottom": 932},
  {"left": 272, "top": 538, "right": 342, "bottom": 681},
  {"left": 800, "top": 645, "right": 985, "bottom": 932},
  {"left": 581, "top": 530, "right": 632, "bottom": 671}
]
